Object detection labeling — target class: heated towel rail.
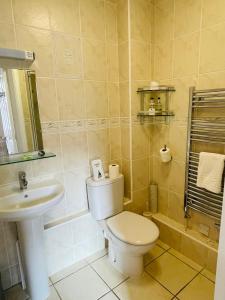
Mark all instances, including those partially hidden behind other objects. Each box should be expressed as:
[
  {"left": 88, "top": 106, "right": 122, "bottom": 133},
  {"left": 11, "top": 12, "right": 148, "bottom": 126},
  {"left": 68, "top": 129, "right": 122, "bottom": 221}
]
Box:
[{"left": 184, "top": 87, "right": 225, "bottom": 222}]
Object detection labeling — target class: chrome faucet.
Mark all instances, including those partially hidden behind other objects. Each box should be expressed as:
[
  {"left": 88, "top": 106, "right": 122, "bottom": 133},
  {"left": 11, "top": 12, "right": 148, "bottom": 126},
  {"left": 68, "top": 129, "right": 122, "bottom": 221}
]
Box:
[{"left": 18, "top": 171, "right": 28, "bottom": 190}]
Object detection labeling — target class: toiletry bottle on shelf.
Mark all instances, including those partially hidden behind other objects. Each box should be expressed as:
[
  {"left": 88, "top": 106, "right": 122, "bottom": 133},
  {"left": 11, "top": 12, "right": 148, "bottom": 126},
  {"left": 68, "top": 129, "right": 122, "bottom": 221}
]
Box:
[
  {"left": 149, "top": 97, "right": 155, "bottom": 115},
  {"left": 155, "top": 97, "right": 162, "bottom": 114}
]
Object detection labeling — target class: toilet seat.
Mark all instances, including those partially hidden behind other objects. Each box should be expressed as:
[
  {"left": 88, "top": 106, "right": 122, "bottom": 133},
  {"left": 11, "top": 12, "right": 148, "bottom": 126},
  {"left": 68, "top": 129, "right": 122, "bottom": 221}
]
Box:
[{"left": 107, "top": 211, "right": 159, "bottom": 246}]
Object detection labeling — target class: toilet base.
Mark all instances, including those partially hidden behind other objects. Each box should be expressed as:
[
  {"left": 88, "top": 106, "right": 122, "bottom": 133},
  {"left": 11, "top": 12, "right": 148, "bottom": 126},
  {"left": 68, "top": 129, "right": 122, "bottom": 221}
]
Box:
[{"left": 108, "top": 240, "right": 144, "bottom": 277}]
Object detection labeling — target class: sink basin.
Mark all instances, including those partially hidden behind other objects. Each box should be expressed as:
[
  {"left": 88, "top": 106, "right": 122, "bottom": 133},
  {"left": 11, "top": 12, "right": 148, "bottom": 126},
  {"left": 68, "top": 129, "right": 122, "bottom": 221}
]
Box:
[
  {"left": 0, "top": 178, "right": 64, "bottom": 300},
  {"left": 0, "top": 179, "right": 64, "bottom": 221}
]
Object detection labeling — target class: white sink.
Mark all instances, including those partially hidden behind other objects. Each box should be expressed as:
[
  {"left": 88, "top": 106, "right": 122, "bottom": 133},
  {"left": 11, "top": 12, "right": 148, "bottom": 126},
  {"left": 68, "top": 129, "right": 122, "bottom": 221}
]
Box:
[
  {"left": 0, "top": 179, "right": 64, "bottom": 300},
  {"left": 0, "top": 179, "right": 64, "bottom": 221}
]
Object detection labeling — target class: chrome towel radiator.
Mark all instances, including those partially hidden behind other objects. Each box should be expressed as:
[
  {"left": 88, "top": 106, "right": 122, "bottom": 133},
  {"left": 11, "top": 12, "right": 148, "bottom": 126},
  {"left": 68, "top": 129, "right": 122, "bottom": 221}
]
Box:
[{"left": 184, "top": 87, "right": 225, "bottom": 222}]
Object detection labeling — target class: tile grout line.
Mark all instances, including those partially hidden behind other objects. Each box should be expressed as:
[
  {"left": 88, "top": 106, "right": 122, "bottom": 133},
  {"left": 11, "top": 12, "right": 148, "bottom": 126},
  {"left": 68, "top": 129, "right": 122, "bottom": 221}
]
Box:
[
  {"left": 89, "top": 262, "right": 129, "bottom": 293},
  {"left": 51, "top": 252, "right": 108, "bottom": 285},
  {"left": 166, "top": 250, "right": 205, "bottom": 273},
  {"left": 173, "top": 269, "right": 203, "bottom": 298},
  {"left": 52, "top": 285, "right": 62, "bottom": 300},
  {"left": 144, "top": 270, "right": 176, "bottom": 298},
  {"left": 51, "top": 263, "right": 88, "bottom": 285}
]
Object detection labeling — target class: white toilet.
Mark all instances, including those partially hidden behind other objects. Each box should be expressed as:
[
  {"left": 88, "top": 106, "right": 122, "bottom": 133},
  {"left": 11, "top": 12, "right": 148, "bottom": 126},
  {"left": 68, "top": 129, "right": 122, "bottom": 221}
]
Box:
[{"left": 86, "top": 174, "right": 159, "bottom": 277}]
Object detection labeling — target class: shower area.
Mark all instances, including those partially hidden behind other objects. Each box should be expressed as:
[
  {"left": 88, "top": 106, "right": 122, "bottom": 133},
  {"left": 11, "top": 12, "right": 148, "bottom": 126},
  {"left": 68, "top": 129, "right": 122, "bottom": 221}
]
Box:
[{"left": 121, "top": 0, "right": 222, "bottom": 279}]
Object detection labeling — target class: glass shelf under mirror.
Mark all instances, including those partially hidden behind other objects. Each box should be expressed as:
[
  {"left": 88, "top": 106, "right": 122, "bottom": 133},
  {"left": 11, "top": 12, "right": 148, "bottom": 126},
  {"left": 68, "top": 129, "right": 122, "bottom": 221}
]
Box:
[{"left": 0, "top": 151, "right": 56, "bottom": 166}]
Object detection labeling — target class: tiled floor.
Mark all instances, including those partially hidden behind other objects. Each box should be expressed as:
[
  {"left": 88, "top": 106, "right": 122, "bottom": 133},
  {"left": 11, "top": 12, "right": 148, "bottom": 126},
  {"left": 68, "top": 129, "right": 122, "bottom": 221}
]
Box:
[{"left": 4, "top": 241, "right": 215, "bottom": 300}]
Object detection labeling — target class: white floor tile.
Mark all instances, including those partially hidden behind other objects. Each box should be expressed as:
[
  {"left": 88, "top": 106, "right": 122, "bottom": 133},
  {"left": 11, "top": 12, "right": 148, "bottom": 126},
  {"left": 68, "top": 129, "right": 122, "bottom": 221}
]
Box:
[
  {"left": 91, "top": 256, "right": 128, "bottom": 289},
  {"left": 86, "top": 248, "right": 108, "bottom": 264},
  {"left": 100, "top": 292, "right": 119, "bottom": 300},
  {"left": 54, "top": 265, "right": 110, "bottom": 300},
  {"left": 114, "top": 272, "right": 172, "bottom": 300},
  {"left": 48, "top": 287, "right": 60, "bottom": 300},
  {"left": 50, "top": 259, "right": 87, "bottom": 283}
]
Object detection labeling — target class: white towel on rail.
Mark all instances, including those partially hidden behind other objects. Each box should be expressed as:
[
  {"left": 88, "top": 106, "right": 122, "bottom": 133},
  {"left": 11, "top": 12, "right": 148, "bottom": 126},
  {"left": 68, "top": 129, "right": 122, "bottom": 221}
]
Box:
[{"left": 197, "top": 152, "right": 225, "bottom": 194}]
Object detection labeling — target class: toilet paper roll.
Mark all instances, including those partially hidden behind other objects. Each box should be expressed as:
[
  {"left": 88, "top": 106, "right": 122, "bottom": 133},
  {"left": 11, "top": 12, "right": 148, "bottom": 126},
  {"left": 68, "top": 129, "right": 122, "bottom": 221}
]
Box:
[
  {"left": 109, "top": 164, "right": 120, "bottom": 179},
  {"left": 160, "top": 146, "right": 172, "bottom": 163}
]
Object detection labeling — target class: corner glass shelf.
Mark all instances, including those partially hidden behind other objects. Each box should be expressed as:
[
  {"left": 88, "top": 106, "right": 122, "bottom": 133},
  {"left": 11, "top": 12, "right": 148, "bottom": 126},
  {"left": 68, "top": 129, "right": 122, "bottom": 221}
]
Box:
[
  {"left": 137, "top": 86, "right": 176, "bottom": 93},
  {"left": 0, "top": 151, "right": 56, "bottom": 166},
  {"left": 137, "top": 111, "right": 175, "bottom": 124}
]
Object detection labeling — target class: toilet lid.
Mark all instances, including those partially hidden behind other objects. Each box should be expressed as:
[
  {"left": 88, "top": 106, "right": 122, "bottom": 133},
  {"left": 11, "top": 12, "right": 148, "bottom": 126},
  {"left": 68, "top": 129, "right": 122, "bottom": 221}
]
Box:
[{"left": 107, "top": 211, "right": 159, "bottom": 246}]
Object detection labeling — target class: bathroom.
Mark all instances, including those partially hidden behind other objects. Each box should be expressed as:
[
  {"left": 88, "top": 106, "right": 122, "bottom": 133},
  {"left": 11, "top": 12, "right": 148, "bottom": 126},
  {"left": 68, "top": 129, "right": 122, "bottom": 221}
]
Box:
[{"left": 0, "top": 0, "right": 224, "bottom": 299}]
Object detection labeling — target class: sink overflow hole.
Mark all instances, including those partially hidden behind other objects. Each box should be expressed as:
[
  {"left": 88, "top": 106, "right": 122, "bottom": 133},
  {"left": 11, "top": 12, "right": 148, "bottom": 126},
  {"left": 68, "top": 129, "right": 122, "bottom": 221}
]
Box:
[{"left": 24, "top": 194, "right": 28, "bottom": 198}]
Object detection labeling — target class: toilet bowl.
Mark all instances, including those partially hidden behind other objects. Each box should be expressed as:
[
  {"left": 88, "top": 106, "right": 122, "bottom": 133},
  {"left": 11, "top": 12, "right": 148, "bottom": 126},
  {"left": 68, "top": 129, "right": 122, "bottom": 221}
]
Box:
[{"left": 86, "top": 174, "right": 159, "bottom": 277}]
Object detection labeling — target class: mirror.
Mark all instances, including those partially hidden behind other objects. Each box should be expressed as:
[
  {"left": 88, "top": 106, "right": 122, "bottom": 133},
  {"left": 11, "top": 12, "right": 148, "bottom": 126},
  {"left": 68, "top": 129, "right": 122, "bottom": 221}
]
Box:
[{"left": 0, "top": 68, "right": 43, "bottom": 156}]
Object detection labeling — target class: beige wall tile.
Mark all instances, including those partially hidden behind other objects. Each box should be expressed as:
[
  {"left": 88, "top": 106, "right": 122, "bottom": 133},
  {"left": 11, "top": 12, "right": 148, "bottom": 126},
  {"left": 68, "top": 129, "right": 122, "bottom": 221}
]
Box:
[
  {"left": 108, "top": 82, "right": 120, "bottom": 117},
  {"left": 118, "top": 42, "right": 129, "bottom": 81},
  {"left": 151, "top": 124, "right": 169, "bottom": 156},
  {"left": 119, "top": 81, "right": 129, "bottom": 117},
  {"left": 53, "top": 33, "right": 82, "bottom": 78},
  {"left": 56, "top": 79, "right": 85, "bottom": 120},
  {"left": 0, "top": 0, "right": 13, "bottom": 23},
  {"left": 32, "top": 133, "right": 62, "bottom": 176},
  {"left": 132, "top": 158, "right": 149, "bottom": 191},
  {"left": 169, "top": 122, "right": 187, "bottom": 162},
  {"left": 168, "top": 160, "right": 185, "bottom": 194},
  {"left": 131, "top": 41, "right": 150, "bottom": 81},
  {"left": 159, "top": 223, "right": 182, "bottom": 251},
  {"left": 80, "top": 0, "right": 105, "bottom": 40},
  {"left": 173, "top": 33, "right": 199, "bottom": 78},
  {"left": 122, "top": 159, "right": 131, "bottom": 197},
  {"left": 152, "top": 156, "right": 171, "bottom": 189},
  {"left": 206, "top": 249, "right": 218, "bottom": 274},
  {"left": 198, "top": 71, "right": 225, "bottom": 90},
  {"left": 36, "top": 78, "right": 59, "bottom": 122},
  {"left": 174, "top": 0, "right": 201, "bottom": 38},
  {"left": 83, "top": 39, "right": 106, "bottom": 81},
  {"left": 109, "top": 127, "right": 121, "bottom": 160},
  {"left": 158, "top": 187, "right": 168, "bottom": 215},
  {"left": 0, "top": 23, "right": 16, "bottom": 48},
  {"left": 200, "top": 23, "right": 225, "bottom": 74},
  {"left": 154, "top": 41, "right": 173, "bottom": 80},
  {"left": 84, "top": 81, "right": 108, "bottom": 118},
  {"left": 48, "top": 0, "right": 80, "bottom": 35},
  {"left": 121, "top": 126, "right": 130, "bottom": 160},
  {"left": 132, "top": 125, "right": 149, "bottom": 160},
  {"left": 87, "top": 129, "right": 110, "bottom": 162},
  {"left": 130, "top": 0, "right": 151, "bottom": 42},
  {"left": 180, "top": 235, "right": 208, "bottom": 266},
  {"left": 105, "top": 1, "right": 118, "bottom": 42},
  {"left": 202, "top": 0, "right": 225, "bottom": 28},
  {"left": 168, "top": 191, "right": 185, "bottom": 225},
  {"left": 106, "top": 43, "right": 119, "bottom": 82},
  {"left": 154, "top": 0, "right": 174, "bottom": 44},
  {"left": 16, "top": 25, "right": 53, "bottom": 77},
  {"left": 117, "top": 0, "right": 128, "bottom": 42},
  {"left": 170, "top": 77, "right": 197, "bottom": 121},
  {"left": 13, "top": 0, "right": 50, "bottom": 29},
  {"left": 61, "top": 132, "right": 88, "bottom": 170},
  {"left": 132, "top": 188, "right": 149, "bottom": 214}
]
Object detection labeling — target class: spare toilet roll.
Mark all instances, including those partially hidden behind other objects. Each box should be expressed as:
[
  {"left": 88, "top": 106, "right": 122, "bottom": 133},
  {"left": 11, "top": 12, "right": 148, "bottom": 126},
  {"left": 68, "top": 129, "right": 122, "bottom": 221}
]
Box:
[
  {"left": 160, "top": 146, "right": 172, "bottom": 163},
  {"left": 109, "top": 164, "right": 120, "bottom": 179}
]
